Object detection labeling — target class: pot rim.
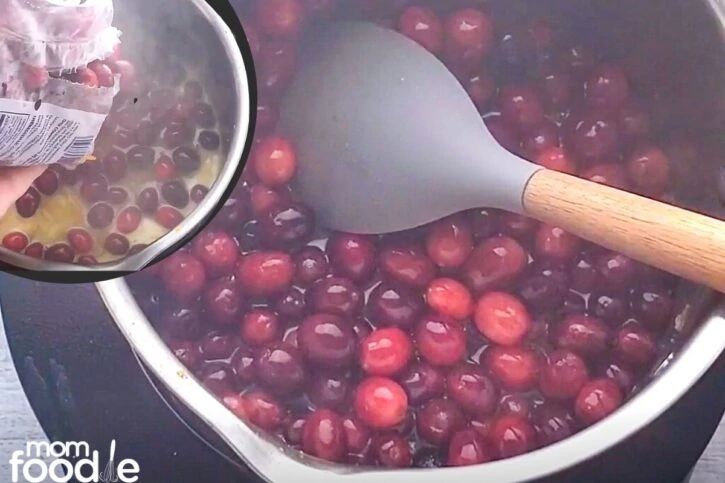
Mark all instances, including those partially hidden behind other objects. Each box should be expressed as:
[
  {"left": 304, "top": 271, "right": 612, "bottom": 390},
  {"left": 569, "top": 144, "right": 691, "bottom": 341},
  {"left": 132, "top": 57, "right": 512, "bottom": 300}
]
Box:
[{"left": 0, "top": 0, "right": 251, "bottom": 273}]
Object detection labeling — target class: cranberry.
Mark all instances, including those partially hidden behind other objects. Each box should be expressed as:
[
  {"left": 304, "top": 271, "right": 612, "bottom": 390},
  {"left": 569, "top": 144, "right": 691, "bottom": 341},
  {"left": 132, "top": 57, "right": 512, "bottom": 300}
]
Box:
[
  {"left": 67, "top": 228, "right": 94, "bottom": 254},
  {"left": 237, "top": 251, "right": 294, "bottom": 296},
  {"left": 172, "top": 146, "right": 202, "bottom": 173},
  {"left": 168, "top": 340, "right": 199, "bottom": 369},
  {"left": 190, "top": 184, "right": 209, "bottom": 204},
  {"left": 212, "top": 194, "right": 248, "bottom": 231},
  {"left": 198, "top": 333, "right": 238, "bottom": 361},
  {"left": 44, "top": 243, "right": 75, "bottom": 263},
  {"left": 534, "top": 225, "right": 581, "bottom": 262},
  {"left": 447, "top": 429, "right": 491, "bottom": 466},
  {"left": 499, "top": 213, "right": 539, "bottom": 240},
  {"left": 80, "top": 174, "right": 109, "bottom": 203},
  {"left": 498, "top": 394, "right": 533, "bottom": 420},
  {"left": 191, "top": 230, "right": 239, "bottom": 276},
  {"left": 256, "top": 0, "right": 306, "bottom": 37},
  {"left": 198, "top": 364, "right": 234, "bottom": 396},
  {"left": 198, "top": 130, "right": 221, "bottom": 150},
  {"left": 284, "top": 417, "right": 306, "bottom": 447},
  {"left": 533, "top": 147, "right": 575, "bottom": 174},
  {"left": 293, "top": 246, "right": 329, "bottom": 286},
  {"left": 126, "top": 146, "right": 155, "bottom": 169},
  {"left": 87, "top": 202, "right": 115, "bottom": 229},
  {"left": 522, "top": 120, "right": 560, "bottom": 158},
  {"left": 532, "top": 404, "right": 576, "bottom": 446},
  {"left": 553, "top": 315, "right": 611, "bottom": 356},
  {"left": 490, "top": 415, "right": 535, "bottom": 458},
  {"left": 158, "top": 302, "right": 201, "bottom": 339},
  {"left": 397, "top": 362, "right": 445, "bottom": 406},
  {"left": 379, "top": 243, "right": 436, "bottom": 288},
  {"left": 308, "top": 373, "right": 351, "bottom": 410},
  {"left": 446, "top": 363, "right": 498, "bottom": 416},
  {"left": 397, "top": 6, "right": 443, "bottom": 54},
  {"left": 569, "top": 251, "right": 599, "bottom": 292},
  {"left": 539, "top": 350, "right": 589, "bottom": 400},
  {"left": 426, "top": 278, "right": 473, "bottom": 320},
  {"left": 354, "top": 377, "right": 408, "bottom": 429},
  {"left": 327, "top": 233, "right": 377, "bottom": 283},
  {"left": 372, "top": 433, "right": 412, "bottom": 468},
  {"left": 415, "top": 314, "right": 466, "bottom": 367},
  {"left": 631, "top": 287, "right": 673, "bottom": 330},
  {"left": 462, "top": 237, "right": 528, "bottom": 294},
  {"left": 15, "top": 187, "right": 41, "bottom": 218},
  {"left": 589, "top": 291, "right": 630, "bottom": 324},
  {"left": 596, "top": 357, "right": 637, "bottom": 393},
  {"left": 560, "top": 45, "right": 595, "bottom": 76},
  {"left": 343, "top": 416, "right": 372, "bottom": 454},
  {"left": 517, "top": 263, "right": 568, "bottom": 312},
  {"left": 161, "top": 180, "right": 190, "bottom": 209},
  {"left": 155, "top": 206, "right": 184, "bottom": 229},
  {"left": 465, "top": 70, "right": 496, "bottom": 109},
  {"left": 301, "top": 409, "right": 347, "bottom": 462},
  {"left": 613, "top": 323, "right": 657, "bottom": 368},
  {"left": 52, "top": 165, "right": 77, "bottom": 186},
  {"left": 24, "top": 243, "right": 44, "bottom": 259},
  {"left": 254, "top": 342, "right": 306, "bottom": 394},
  {"left": 257, "top": 41, "right": 299, "bottom": 95},
  {"left": 308, "top": 276, "right": 362, "bottom": 317},
  {"left": 160, "top": 253, "right": 206, "bottom": 300},
  {"left": 596, "top": 252, "right": 638, "bottom": 288},
  {"left": 136, "top": 187, "right": 160, "bottom": 214},
  {"left": 360, "top": 327, "right": 413, "bottom": 377},
  {"left": 2, "top": 232, "right": 28, "bottom": 252},
  {"left": 298, "top": 313, "right": 356, "bottom": 368},
  {"left": 154, "top": 157, "right": 176, "bottom": 183},
  {"left": 260, "top": 201, "right": 315, "bottom": 246},
  {"left": 202, "top": 279, "right": 244, "bottom": 324},
  {"left": 426, "top": 216, "right": 474, "bottom": 268},
  {"left": 107, "top": 187, "right": 129, "bottom": 205},
  {"left": 368, "top": 282, "right": 425, "bottom": 329},
  {"left": 499, "top": 85, "right": 545, "bottom": 132},
  {"left": 241, "top": 309, "right": 279, "bottom": 346},
  {"left": 232, "top": 346, "right": 256, "bottom": 383},
  {"left": 254, "top": 135, "right": 297, "bottom": 187},
  {"left": 255, "top": 99, "right": 280, "bottom": 134},
  {"left": 619, "top": 104, "right": 651, "bottom": 141},
  {"left": 539, "top": 70, "right": 573, "bottom": 108},
  {"left": 275, "top": 287, "right": 307, "bottom": 319},
  {"left": 483, "top": 345, "right": 539, "bottom": 390},
  {"left": 585, "top": 64, "right": 629, "bottom": 110},
  {"left": 474, "top": 292, "right": 531, "bottom": 346},
  {"left": 163, "top": 122, "right": 195, "bottom": 149},
  {"left": 626, "top": 145, "right": 671, "bottom": 196},
  {"left": 191, "top": 102, "right": 215, "bottom": 128},
  {"left": 243, "top": 390, "right": 286, "bottom": 430},
  {"left": 116, "top": 206, "right": 142, "bottom": 234},
  {"left": 416, "top": 398, "right": 467, "bottom": 446},
  {"left": 444, "top": 8, "right": 494, "bottom": 71},
  {"left": 575, "top": 378, "right": 623, "bottom": 425},
  {"left": 33, "top": 169, "right": 59, "bottom": 196}
]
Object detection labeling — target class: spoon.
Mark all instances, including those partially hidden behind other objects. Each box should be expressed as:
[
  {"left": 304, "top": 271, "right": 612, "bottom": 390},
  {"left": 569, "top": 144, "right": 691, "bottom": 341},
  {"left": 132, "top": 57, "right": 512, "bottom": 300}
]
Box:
[{"left": 279, "top": 22, "right": 725, "bottom": 293}]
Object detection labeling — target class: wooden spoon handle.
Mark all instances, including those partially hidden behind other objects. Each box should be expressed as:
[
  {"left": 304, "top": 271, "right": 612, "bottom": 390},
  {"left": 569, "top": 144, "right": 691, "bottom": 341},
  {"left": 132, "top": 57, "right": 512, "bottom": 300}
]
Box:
[{"left": 523, "top": 169, "right": 725, "bottom": 293}]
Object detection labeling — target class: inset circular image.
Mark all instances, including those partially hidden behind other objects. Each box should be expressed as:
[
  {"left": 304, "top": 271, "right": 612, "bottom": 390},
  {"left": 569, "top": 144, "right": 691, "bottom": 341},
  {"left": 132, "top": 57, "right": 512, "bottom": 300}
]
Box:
[{"left": 0, "top": 0, "right": 254, "bottom": 282}]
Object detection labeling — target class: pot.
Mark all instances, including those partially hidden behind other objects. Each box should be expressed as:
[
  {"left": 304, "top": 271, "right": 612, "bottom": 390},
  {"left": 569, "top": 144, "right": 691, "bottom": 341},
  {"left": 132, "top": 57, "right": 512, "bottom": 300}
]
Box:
[
  {"left": 98, "top": 0, "right": 725, "bottom": 481},
  {"left": 0, "top": 0, "right": 251, "bottom": 274}
]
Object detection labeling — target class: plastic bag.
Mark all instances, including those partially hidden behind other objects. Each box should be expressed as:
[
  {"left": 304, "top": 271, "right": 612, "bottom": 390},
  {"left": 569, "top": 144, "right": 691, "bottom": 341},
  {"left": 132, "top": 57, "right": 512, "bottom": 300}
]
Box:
[{"left": 0, "top": 0, "right": 123, "bottom": 167}]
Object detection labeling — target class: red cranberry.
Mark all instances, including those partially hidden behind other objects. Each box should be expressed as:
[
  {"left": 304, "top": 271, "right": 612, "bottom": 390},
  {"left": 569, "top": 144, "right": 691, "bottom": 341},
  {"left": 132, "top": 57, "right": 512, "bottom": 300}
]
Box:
[
  {"left": 260, "top": 201, "right": 315, "bottom": 246},
  {"left": 532, "top": 404, "right": 575, "bottom": 446},
  {"left": 15, "top": 187, "right": 41, "bottom": 218},
  {"left": 589, "top": 291, "right": 630, "bottom": 324},
  {"left": 360, "top": 327, "right": 413, "bottom": 377},
  {"left": 197, "top": 333, "right": 238, "bottom": 361},
  {"left": 87, "top": 202, "right": 115, "bottom": 229},
  {"left": 298, "top": 313, "right": 356, "bottom": 369},
  {"left": 596, "top": 252, "right": 638, "bottom": 288},
  {"left": 155, "top": 206, "right": 184, "bottom": 229},
  {"left": 415, "top": 314, "right": 466, "bottom": 367},
  {"left": 499, "top": 213, "right": 538, "bottom": 240},
  {"left": 33, "top": 169, "right": 59, "bottom": 196},
  {"left": 483, "top": 345, "right": 539, "bottom": 390},
  {"left": 397, "top": 362, "right": 445, "bottom": 406},
  {"left": 444, "top": 8, "right": 494, "bottom": 71},
  {"left": 462, "top": 237, "right": 528, "bottom": 294},
  {"left": 80, "top": 174, "right": 109, "bottom": 203},
  {"left": 253, "top": 135, "right": 297, "bottom": 187},
  {"left": 24, "top": 242, "right": 44, "bottom": 259},
  {"left": 535, "top": 147, "right": 577, "bottom": 175},
  {"left": 202, "top": 279, "right": 245, "bottom": 324},
  {"left": 221, "top": 393, "right": 247, "bottom": 420},
  {"left": 539, "top": 350, "right": 589, "bottom": 400},
  {"left": 426, "top": 278, "right": 473, "bottom": 320},
  {"left": 254, "top": 341, "right": 306, "bottom": 394},
  {"left": 191, "top": 230, "right": 239, "bottom": 276},
  {"left": 499, "top": 84, "right": 545, "bottom": 132},
  {"left": 521, "top": 120, "right": 560, "bottom": 158},
  {"left": 416, "top": 398, "right": 467, "bottom": 446},
  {"left": 368, "top": 282, "right": 425, "bottom": 329},
  {"left": 490, "top": 415, "right": 535, "bottom": 458},
  {"left": 293, "top": 246, "right": 329, "bottom": 286},
  {"left": 66, "top": 228, "right": 94, "bottom": 254},
  {"left": 308, "top": 276, "right": 362, "bottom": 317},
  {"left": 354, "top": 377, "right": 408, "bottom": 429},
  {"left": 301, "top": 409, "right": 347, "bottom": 462},
  {"left": 160, "top": 253, "right": 206, "bottom": 300},
  {"left": 153, "top": 155, "right": 176, "bottom": 182},
  {"left": 2, "top": 232, "right": 28, "bottom": 252},
  {"left": 250, "top": 185, "right": 282, "bottom": 217},
  {"left": 256, "top": 0, "right": 306, "bottom": 37},
  {"left": 447, "top": 429, "right": 491, "bottom": 466},
  {"left": 426, "top": 216, "right": 474, "bottom": 268},
  {"left": 566, "top": 110, "right": 620, "bottom": 161},
  {"left": 237, "top": 251, "right": 294, "bottom": 296},
  {"left": 327, "top": 233, "right": 377, "bottom": 283},
  {"left": 136, "top": 187, "right": 160, "bottom": 214},
  {"left": 116, "top": 206, "right": 142, "bottom": 234},
  {"left": 343, "top": 416, "right": 372, "bottom": 454},
  {"left": 553, "top": 315, "right": 611, "bottom": 356},
  {"left": 585, "top": 64, "right": 629, "bottom": 110},
  {"left": 446, "top": 363, "right": 498, "bottom": 416},
  {"left": 243, "top": 390, "right": 286, "bottom": 430},
  {"left": 241, "top": 309, "right": 279, "bottom": 346},
  {"left": 308, "top": 373, "right": 351, "bottom": 410},
  {"left": 631, "top": 287, "right": 673, "bottom": 330},
  {"left": 257, "top": 40, "right": 299, "bottom": 95},
  {"left": 539, "top": 70, "right": 573, "bottom": 108},
  {"left": 626, "top": 145, "right": 671, "bottom": 196},
  {"left": 397, "top": 6, "right": 443, "bottom": 54},
  {"left": 614, "top": 323, "right": 657, "bottom": 368},
  {"left": 379, "top": 243, "right": 436, "bottom": 288},
  {"left": 44, "top": 243, "right": 75, "bottom": 263},
  {"left": 474, "top": 292, "right": 531, "bottom": 346},
  {"left": 372, "top": 433, "right": 412, "bottom": 468},
  {"left": 575, "top": 378, "right": 623, "bottom": 425},
  {"left": 535, "top": 225, "right": 581, "bottom": 262}
]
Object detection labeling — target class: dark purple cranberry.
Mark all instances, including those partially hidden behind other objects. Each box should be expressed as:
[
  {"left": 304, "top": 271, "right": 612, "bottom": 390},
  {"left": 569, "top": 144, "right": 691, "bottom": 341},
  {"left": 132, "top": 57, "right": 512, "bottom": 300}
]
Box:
[
  {"left": 613, "top": 322, "right": 657, "bottom": 368},
  {"left": 87, "top": 202, "right": 115, "bottom": 229},
  {"left": 307, "top": 373, "right": 351, "bottom": 410},
  {"left": 569, "top": 251, "right": 599, "bottom": 292},
  {"left": 379, "top": 242, "right": 436, "bottom": 288},
  {"left": 352, "top": 318, "right": 374, "bottom": 343},
  {"left": 589, "top": 291, "right": 630, "bottom": 325},
  {"left": 173, "top": 146, "right": 202, "bottom": 173},
  {"left": 596, "top": 252, "right": 639, "bottom": 289},
  {"left": 231, "top": 346, "right": 256, "bottom": 383},
  {"left": 213, "top": 194, "right": 249, "bottom": 231},
  {"left": 168, "top": 340, "right": 199, "bottom": 369},
  {"left": 202, "top": 279, "right": 245, "bottom": 324},
  {"left": 197, "top": 363, "right": 234, "bottom": 396},
  {"left": 34, "top": 169, "right": 59, "bottom": 195},
  {"left": 397, "top": 362, "right": 446, "bottom": 406},
  {"left": 126, "top": 145, "right": 155, "bottom": 169},
  {"left": 373, "top": 433, "right": 412, "bottom": 468},
  {"left": 162, "top": 121, "right": 195, "bottom": 149},
  {"left": 135, "top": 120, "right": 162, "bottom": 146},
  {"left": 198, "top": 130, "right": 221, "bottom": 150},
  {"left": 285, "top": 417, "right": 306, "bottom": 447},
  {"left": 416, "top": 398, "right": 467, "bottom": 446},
  {"left": 107, "top": 187, "right": 129, "bottom": 205},
  {"left": 532, "top": 404, "right": 576, "bottom": 446},
  {"left": 80, "top": 174, "right": 109, "bottom": 203},
  {"left": 308, "top": 277, "right": 363, "bottom": 318},
  {"left": 104, "top": 233, "right": 130, "bottom": 255},
  {"left": 44, "top": 243, "right": 75, "bottom": 263},
  {"left": 327, "top": 233, "right": 378, "bottom": 283},
  {"left": 293, "top": 246, "right": 329, "bottom": 286},
  {"left": 190, "top": 184, "right": 209, "bottom": 204},
  {"left": 260, "top": 201, "right": 315, "bottom": 246},
  {"left": 446, "top": 363, "right": 498, "bottom": 416},
  {"left": 158, "top": 302, "right": 201, "bottom": 339},
  {"left": 254, "top": 342, "right": 307, "bottom": 394},
  {"left": 631, "top": 287, "right": 673, "bottom": 330},
  {"left": 467, "top": 208, "right": 499, "bottom": 241},
  {"left": 161, "top": 180, "right": 190, "bottom": 209},
  {"left": 367, "top": 282, "right": 425, "bottom": 330},
  {"left": 198, "top": 332, "right": 238, "bottom": 361},
  {"left": 553, "top": 314, "right": 611, "bottom": 356},
  {"left": 15, "top": 188, "right": 41, "bottom": 218},
  {"left": 298, "top": 313, "right": 356, "bottom": 369},
  {"left": 192, "top": 102, "right": 216, "bottom": 127},
  {"left": 562, "top": 291, "right": 587, "bottom": 315},
  {"left": 136, "top": 187, "right": 160, "bottom": 214},
  {"left": 275, "top": 287, "right": 307, "bottom": 319},
  {"left": 596, "top": 357, "right": 637, "bottom": 393},
  {"left": 413, "top": 447, "right": 443, "bottom": 468},
  {"left": 517, "top": 263, "right": 568, "bottom": 312},
  {"left": 114, "top": 129, "right": 135, "bottom": 148}
]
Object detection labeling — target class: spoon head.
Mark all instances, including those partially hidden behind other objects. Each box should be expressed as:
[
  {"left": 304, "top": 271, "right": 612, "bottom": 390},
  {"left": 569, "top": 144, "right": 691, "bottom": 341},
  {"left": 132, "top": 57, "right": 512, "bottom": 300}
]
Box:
[{"left": 279, "top": 22, "right": 538, "bottom": 234}]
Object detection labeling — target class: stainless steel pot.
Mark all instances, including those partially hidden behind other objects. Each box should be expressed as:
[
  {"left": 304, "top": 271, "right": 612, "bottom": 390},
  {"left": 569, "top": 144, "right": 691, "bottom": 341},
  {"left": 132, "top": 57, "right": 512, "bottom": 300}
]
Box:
[
  {"left": 98, "top": 0, "right": 725, "bottom": 481},
  {"left": 0, "top": 0, "right": 251, "bottom": 273}
]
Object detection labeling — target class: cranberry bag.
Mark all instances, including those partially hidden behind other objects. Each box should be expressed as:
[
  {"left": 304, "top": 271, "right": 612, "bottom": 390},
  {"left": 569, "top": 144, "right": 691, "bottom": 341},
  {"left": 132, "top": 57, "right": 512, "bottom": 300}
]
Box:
[{"left": 0, "top": 0, "right": 122, "bottom": 167}]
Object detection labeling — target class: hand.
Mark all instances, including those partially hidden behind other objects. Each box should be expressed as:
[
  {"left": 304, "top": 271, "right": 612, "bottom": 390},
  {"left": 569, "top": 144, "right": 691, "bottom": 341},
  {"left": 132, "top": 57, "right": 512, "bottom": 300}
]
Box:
[{"left": 0, "top": 165, "right": 47, "bottom": 218}]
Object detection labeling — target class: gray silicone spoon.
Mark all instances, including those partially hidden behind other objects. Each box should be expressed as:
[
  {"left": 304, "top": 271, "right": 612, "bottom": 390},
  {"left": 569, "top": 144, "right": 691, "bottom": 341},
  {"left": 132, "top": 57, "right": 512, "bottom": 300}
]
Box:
[{"left": 278, "top": 21, "right": 725, "bottom": 293}]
